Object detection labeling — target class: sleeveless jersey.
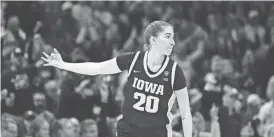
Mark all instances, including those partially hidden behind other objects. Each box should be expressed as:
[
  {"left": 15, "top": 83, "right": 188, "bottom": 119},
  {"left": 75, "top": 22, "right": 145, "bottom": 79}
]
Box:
[{"left": 122, "top": 51, "right": 178, "bottom": 128}]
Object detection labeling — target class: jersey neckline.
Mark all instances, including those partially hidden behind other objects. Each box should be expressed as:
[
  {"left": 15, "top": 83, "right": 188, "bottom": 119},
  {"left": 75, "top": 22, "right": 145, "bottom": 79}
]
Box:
[{"left": 143, "top": 51, "right": 170, "bottom": 78}]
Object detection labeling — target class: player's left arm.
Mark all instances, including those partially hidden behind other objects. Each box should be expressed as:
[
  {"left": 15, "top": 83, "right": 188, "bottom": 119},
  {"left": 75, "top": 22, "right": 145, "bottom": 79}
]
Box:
[
  {"left": 175, "top": 87, "right": 192, "bottom": 137},
  {"left": 173, "top": 65, "right": 192, "bottom": 137}
]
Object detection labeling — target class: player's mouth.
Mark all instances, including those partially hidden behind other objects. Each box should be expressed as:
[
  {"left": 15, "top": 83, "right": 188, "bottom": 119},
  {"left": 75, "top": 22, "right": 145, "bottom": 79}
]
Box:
[{"left": 168, "top": 47, "right": 173, "bottom": 51}]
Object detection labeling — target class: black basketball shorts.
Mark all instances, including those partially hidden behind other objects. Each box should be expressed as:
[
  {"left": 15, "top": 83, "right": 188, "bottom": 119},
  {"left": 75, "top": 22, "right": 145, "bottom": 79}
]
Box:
[{"left": 116, "top": 118, "right": 171, "bottom": 137}]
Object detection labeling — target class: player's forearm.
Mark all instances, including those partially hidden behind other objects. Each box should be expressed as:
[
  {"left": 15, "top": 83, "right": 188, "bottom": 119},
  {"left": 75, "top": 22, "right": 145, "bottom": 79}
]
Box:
[
  {"left": 57, "top": 57, "right": 122, "bottom": 75},
  {"left": 182, "top": 112, "right": 193, "bottom": 137},
  {"left": 58, "top": 62, "right": 101, "bottom": 75}
]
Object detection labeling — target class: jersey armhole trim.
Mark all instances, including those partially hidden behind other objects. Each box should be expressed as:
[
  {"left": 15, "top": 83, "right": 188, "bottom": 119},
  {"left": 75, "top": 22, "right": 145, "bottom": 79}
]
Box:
[
  {"left": 128, "top": 51, "right": 140, "bottom": 77},
  {"left": 171, "top": 62, "right": 177, "bottom": 92}
]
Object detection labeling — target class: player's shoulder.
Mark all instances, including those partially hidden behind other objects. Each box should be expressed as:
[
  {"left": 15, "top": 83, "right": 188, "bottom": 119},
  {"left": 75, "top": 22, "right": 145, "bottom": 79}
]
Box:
[
  {"left": 168, "top": 57, "right": 176, "bottom": 64},
  {"left": 168, "top": 58, "right": 187, "bottom": 76},
  {"left": 168, "top": 58, "right": 181, "bottom": 69}
]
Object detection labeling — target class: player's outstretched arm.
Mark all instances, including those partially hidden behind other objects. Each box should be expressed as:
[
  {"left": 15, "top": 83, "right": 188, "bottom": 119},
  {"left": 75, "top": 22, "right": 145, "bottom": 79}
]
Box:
[
  {"left": 175, "top": 87, "right": 193, "bottom": 137},
  {"left": 41, "top": 48, "right": 122, "bottom": 75}
]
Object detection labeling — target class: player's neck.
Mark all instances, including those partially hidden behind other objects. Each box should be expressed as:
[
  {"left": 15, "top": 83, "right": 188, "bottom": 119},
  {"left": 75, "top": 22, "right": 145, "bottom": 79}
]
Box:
[{"left": 147, "top": 49, "right": 165, "bottom": 66}]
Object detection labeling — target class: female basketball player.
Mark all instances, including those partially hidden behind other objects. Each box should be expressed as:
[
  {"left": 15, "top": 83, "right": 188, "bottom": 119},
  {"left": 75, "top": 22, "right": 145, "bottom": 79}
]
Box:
[{"left": 42, "top": 21, "right": 192, "bottom": 137}]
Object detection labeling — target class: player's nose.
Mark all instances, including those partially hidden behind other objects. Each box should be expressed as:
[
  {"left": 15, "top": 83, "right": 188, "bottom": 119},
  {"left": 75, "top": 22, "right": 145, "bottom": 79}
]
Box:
[{"left": 170, "top": 38, "right": 175, "bottom": 46}]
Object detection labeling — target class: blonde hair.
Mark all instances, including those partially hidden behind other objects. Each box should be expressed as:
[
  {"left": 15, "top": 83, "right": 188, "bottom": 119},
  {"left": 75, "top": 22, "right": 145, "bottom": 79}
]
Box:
[{"left": 143, "top": 21, "right": 172, "bottom": 47}]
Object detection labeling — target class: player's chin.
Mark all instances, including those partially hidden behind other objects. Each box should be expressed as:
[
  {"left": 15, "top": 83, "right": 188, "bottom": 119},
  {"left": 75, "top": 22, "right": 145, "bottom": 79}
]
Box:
[{"left": 165, "top": 49, "right": 173, "bottom": 56}]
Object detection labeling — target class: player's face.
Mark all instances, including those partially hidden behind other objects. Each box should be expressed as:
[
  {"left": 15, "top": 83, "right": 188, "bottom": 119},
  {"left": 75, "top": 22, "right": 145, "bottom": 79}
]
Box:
[{"left": 153, "top": 26, "right": 175, "bottom": 56}]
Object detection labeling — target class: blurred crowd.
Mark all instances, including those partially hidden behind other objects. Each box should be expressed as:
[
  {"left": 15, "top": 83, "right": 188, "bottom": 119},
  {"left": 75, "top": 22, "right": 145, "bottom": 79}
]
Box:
[{"left": 1, "top": 1, "right": 274, "bottom": 137}]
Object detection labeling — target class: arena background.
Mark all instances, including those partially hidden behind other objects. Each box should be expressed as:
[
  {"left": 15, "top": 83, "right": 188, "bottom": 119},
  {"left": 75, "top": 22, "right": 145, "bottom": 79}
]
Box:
[{"left": 1, "top": 1, "right": 274, "bottom": 137}]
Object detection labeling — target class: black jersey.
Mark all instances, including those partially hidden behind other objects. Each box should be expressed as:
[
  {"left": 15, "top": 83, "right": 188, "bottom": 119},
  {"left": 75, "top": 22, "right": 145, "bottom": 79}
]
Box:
[{"left": 116, "top": 51, "right": 186, "bottom": 128}]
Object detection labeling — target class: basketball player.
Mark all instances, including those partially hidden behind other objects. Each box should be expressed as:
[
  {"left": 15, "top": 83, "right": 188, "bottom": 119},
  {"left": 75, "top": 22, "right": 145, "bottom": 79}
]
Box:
[{"left": 41, "top": 21, "right": 192, "bottom": 137}]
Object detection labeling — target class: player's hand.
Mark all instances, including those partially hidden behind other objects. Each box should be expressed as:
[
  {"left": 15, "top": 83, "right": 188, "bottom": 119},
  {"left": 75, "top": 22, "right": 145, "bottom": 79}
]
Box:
[{"left": 41, "top": 48, "right": 64, "bottom": 67}]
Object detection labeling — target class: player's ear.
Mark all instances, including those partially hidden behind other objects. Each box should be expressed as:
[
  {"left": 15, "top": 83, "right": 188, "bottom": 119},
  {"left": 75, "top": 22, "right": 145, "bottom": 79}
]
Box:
[{"left": 149, "top": 36, "right": 156, "bottom": 45}]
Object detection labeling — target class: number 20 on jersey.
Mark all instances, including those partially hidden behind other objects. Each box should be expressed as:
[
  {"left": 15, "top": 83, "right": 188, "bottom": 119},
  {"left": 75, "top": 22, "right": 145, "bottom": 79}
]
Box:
[{"left": 133, "top": 92, "right": 160, "bottom": 113}]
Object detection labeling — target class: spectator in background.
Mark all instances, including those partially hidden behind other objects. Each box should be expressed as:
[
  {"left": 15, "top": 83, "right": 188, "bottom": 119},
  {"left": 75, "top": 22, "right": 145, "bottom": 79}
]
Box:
[
  {"left": 32, "top": 92, "right": 55, "bottom": 126},
  {"left": 240, "top": 93, "right": 262, "bottom": 137},
  {"left": 209, "top": 85, "right": 242, "bottom": 137},
  {"left": 17, "top": 110, "right": 37, "bottom": 137},
  {"left": 116, "top": 12, "right": 132, "bottom": 49},
  {"left": 9, "top": 47, "right": 28, "bottom": 71},
  {"left": 26, "top": 34, "right": 53, "bottom": 65},
  {"left": 264, "top": 124, "right": 274, "bottom": 137},
  {"left": 1, "top": 113, "right": 18, "bottom": 137},
  {"left": 56, "top": 78, "right": 99, "bottom": 119},
  {"left": 242, "top": 94, "right": 261, "bottom": 126},
  {"left": 84, "top": 10, "right": 115, "bottom": 62},
  {"left": 220, "top": 86, "right": 242, "bottom": 136},
  {"left": 240, "top": 49, "right": 256, "bottom": 94},
  {"left": 52, "top": 118, "right": 79, "bottom": 137},
  {"left": 54, "top": 1, "right": 78, "bottom": 56},
  {"left": 2, "top": 48, "right": 29, "bottom": 90},
  {"left": 253, "top": 26, "right": 274, "bottom": 99},
  {"left": 114, "top": 89, "right": 125, "bottom": 115},
  {"left": 258, "top": 76, "right": 274, "bottom": 135},
  {"left": 244, "top": 10, "right": 266, "bottom": 51},
  {"left": 29, "top": 116, "right": 50, "bottom": 137},
  {"left": 1, "top": 89, "right": 16, "bottom": 115},
  {"left": 2, "top": 16, "right": 26, "bottom": 58},
  {"left": 4, "top": 2, "right": 48, "bottom": 38},
  {"left": 199, "top": 56, "right": 228, "bottom": 120},
  {"left": 70, "top": 48, "right": 89, "bottom": 63},
  {"left": 43, "top": 80, "right": 61, "bottom": 114},
  {"left": 32, "top": 66, "right": 55, "bottom": 90},
  {"left": 72, "top": 118, "right": 81, "bottom": 137},
  {"left": 80, "top": 119, "right": 99, "bottom": 137},
  {"left": 8, "top": 72, "right": 35, "bottom": 116},
  {"left": 225, "top": 13, "right": 246, "bottom": 62}
]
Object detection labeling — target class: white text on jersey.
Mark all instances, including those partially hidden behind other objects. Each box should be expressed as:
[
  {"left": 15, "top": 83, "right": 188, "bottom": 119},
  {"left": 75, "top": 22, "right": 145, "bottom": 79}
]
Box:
[{"left": 132, "top": 77, "right": 164, "bottom": 95}]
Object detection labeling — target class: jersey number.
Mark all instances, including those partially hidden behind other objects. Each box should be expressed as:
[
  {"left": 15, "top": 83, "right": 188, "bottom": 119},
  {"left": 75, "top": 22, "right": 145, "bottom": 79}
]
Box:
[{"left": 133, "top": 92, "right": 159, "bottom": 113}]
